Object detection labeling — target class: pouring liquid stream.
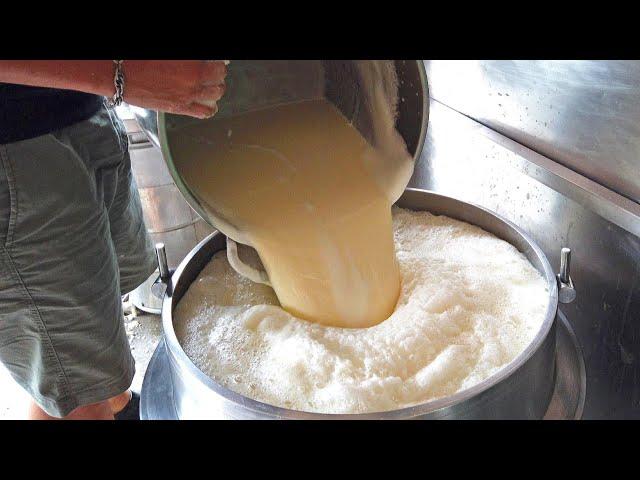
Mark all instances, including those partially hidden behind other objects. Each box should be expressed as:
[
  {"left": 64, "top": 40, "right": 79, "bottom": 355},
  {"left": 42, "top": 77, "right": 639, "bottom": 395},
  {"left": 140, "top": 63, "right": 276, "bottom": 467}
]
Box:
[{"left": 169, "top": 99, "right": 404, "bottom": 328}]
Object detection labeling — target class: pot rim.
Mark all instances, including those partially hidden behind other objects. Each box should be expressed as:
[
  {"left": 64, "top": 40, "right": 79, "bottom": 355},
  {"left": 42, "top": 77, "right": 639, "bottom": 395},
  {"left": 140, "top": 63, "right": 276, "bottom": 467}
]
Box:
[{"left": 161, "top": 187, "right": 559, "bottom": 419}]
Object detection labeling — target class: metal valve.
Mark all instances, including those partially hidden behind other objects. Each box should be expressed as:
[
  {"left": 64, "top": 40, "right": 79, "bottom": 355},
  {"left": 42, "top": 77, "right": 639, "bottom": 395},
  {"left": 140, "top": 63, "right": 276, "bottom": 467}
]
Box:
[
  {"left": 557, "top": 247, "right": 576, "bottom": 304},
  {"left": 151, "top": 243, "right": 173, "bottom": 299}
]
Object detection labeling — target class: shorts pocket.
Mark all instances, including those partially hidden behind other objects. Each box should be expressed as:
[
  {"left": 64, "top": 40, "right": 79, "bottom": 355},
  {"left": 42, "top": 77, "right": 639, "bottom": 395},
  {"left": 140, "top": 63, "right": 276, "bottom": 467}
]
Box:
[{"left": 51, "top": 104, "right": 128, "bottom": 173}]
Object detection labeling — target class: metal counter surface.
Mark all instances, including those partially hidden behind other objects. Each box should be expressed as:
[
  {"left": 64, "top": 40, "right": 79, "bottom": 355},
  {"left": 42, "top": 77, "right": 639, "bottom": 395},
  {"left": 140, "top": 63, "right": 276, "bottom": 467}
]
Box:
[
  {"left": 411, "top": 100, "right": 640, "bottom": 419},
  {"left": 424, "top": 60, "right": 640, "bottom": 205}
]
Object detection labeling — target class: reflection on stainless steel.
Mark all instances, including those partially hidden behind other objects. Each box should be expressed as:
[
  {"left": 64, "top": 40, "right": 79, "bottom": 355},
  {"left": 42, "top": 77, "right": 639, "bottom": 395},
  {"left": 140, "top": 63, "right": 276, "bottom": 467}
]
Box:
[
  {"left": 137, "top": 184, "right": 195, "bottom": 234},
  {"left": 141, "top": 341, "right": 179, "bottom": 420},
  {"left": 130, "top": 105, "right": 159, "bottom": 149},
  {"left": 128, "top": 145, "right": 174, "bottom": 188},
  {"left": 424, "top": 60, "right": 640, "bottom": 204},
  {"left": 542, "top": 310, "right": 586, "bottom": 420},
  {"left": 410, "top": 100, "right": 640, "bottom": 419},
  {"left": 155, "top": 189, "right": 559, "bottom": 420}
]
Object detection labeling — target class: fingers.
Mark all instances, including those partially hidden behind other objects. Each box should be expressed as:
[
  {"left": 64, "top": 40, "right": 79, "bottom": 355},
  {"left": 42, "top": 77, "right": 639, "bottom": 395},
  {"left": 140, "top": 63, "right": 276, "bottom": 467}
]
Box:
[
  {"left": 202, "top": 60, "right": 227, "bottom": 85},
  {"left": 123, "top": 60, "right": 229, "bottom": 118},
  {"left": 130, "top": 60, "right": 228, "bottom": 119},
  {"left": 195, "top": 83, "right": 226, "bottom": 102},
  {"left": 186, "top": 61, "right": 227, "bottom": 117},
  {"left": 152, "top": 99, "right": 218, "bottom": 119},
  {"left": 182, "top": 102, "right": 219, "bottom": 119}
]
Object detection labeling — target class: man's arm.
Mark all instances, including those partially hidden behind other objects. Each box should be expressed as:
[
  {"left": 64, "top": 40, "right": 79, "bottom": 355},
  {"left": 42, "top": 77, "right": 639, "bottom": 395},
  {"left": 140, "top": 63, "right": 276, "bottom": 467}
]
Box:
[{"left": 0, "top": 60, "right": 227, "bottom": 118}]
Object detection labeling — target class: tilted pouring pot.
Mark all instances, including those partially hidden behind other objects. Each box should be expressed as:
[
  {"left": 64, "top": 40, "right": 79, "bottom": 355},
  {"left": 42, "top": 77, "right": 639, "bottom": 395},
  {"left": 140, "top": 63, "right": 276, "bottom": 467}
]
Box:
[{"left": 133, "top": 60, "right": 429, "bottom": 230}]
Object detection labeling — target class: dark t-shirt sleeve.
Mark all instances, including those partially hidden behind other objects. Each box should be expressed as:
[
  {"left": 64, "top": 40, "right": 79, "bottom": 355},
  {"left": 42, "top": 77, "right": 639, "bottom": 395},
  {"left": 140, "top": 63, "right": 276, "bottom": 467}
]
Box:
[{"left": 0, "top": 83, "right": 104, "bottom": 144}]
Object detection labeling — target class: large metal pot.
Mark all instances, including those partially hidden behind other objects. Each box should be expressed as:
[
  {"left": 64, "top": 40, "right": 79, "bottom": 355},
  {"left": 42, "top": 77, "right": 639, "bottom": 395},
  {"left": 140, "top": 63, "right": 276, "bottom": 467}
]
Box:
[{"left": 160, "top": 188, "right": 561, "bottom": 419}]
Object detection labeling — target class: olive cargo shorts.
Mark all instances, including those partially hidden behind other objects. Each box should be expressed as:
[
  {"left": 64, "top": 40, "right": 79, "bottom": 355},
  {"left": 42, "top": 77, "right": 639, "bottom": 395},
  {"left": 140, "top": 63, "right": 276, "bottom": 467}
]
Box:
[{"left": 0, "top": 104, "right": 157, "bottom": 417}]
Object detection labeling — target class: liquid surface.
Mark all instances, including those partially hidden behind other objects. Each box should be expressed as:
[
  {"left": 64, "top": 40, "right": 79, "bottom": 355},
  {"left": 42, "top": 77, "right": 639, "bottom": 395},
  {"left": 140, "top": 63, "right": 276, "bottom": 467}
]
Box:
[
  {"left": 175, "top": 208, "right": 550, "bottom": 414},
  {"left": 169, "top": 100, "right": 406, "bottom": 328}
]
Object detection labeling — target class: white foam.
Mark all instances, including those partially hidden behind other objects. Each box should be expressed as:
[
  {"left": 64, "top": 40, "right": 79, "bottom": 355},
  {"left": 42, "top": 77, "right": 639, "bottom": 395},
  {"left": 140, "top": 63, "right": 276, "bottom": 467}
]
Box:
[{"left": 174, "top": 207, "right": 549, "bottom": 414}]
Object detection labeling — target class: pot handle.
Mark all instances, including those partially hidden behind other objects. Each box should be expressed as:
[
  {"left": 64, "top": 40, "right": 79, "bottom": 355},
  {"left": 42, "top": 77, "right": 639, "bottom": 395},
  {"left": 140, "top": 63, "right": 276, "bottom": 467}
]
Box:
[
  {"left": 226, "top": 238, "right": 272, "bottom": 287},
  {"left": 557, "top": 247, "right": 576, "bottom": 304},
  {"left": 151, "top": 243, "right": 174, "bottom": 299}
]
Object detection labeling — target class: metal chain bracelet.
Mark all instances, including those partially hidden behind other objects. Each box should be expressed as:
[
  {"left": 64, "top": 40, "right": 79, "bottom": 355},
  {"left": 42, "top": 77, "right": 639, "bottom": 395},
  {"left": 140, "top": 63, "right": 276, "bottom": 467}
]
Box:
[{"left": 106, "top": 60, "right": 125, "bottom": 108}]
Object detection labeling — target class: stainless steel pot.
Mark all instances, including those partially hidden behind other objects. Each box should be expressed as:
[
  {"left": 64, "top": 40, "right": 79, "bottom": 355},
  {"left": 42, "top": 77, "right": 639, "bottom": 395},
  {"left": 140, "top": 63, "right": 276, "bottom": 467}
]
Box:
[{"left": 159, "top": 188, "right": 569, "bottom": 419}]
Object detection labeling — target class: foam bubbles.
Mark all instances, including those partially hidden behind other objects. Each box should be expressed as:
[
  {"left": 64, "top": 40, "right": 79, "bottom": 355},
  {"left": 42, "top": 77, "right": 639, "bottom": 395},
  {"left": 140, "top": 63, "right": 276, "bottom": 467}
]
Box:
[{"left": 174, "top": 207, "right": 549, "bottom": 414}]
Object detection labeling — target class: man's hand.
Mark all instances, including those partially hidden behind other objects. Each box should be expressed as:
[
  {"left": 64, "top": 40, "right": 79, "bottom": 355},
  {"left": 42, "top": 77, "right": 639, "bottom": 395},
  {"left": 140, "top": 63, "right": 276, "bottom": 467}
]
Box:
[
  {"left": 0, "top": 60, "right": 228, "bottom": 119},
  {"left": 123, "top": 60, "right": 227, "bottom": 118}
]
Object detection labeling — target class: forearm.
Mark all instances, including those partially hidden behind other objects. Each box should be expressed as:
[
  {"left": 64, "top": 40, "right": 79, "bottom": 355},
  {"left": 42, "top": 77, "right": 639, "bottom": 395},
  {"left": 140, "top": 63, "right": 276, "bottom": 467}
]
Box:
[
  {"left": 0, "top": 60, "right": 227, "bottom": 119},
  {"left": 0, "top": 60, "right": 114, "bottom": 96}
]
